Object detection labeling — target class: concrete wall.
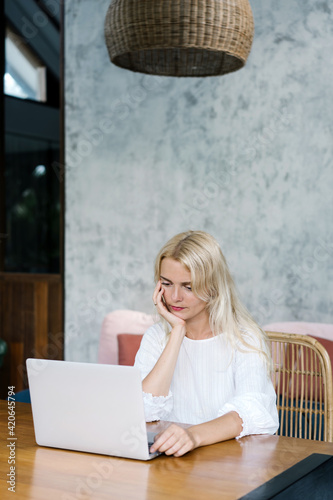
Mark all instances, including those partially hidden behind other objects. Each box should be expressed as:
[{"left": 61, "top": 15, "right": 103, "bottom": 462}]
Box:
[{"left": 64, "top": 0, "right": 333, "bottom": 361}]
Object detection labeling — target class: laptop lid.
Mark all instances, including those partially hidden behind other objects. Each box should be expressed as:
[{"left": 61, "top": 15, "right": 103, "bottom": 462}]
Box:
[{"left": 26, "top": 359, "right": 158, "bottom": 460}]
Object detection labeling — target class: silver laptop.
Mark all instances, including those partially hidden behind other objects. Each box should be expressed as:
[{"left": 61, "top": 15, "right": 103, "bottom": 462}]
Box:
[{"left": 26, "top": 358, "right": 161, "bottom": 460}]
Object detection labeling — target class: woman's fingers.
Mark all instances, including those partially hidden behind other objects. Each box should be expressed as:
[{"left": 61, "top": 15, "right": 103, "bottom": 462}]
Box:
[
  {"left": 150, "top": 424, "right": 196, "bottom": 457},
  {"left": 153, "top": 284, "right": 169, "bottom": 315},
  {"left": 173, "top": 443, "right": 193, "bottom": 457},
  {"left": 155, "top": 289, "right": 167, "bottom": 312},
  {"left": 158, "top": 431, "right": 192, "bottom": 456},
  {"left": 153, "top": 282, "right": 164, "bottom": 309},
  {"left": 152, "top": 280, "right": 161, "bottom": 304},
  {"left": 152, "top": 282, "right": 186, "bottom": 328}
]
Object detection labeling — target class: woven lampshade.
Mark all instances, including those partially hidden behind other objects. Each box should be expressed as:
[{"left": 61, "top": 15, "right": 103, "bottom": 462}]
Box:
[{"left": 104, "top": 0, "right": 254, "bottom": 77}]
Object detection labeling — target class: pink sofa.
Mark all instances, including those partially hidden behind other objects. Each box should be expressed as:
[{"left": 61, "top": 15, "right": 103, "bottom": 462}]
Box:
[{"left": 98, "top": 310, "right": 154, "bottom": 365}]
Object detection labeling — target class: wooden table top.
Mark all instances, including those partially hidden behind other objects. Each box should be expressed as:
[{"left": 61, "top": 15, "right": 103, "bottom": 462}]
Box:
[{"left": 1, "top": 400, "right": 333, "bottom": 500}]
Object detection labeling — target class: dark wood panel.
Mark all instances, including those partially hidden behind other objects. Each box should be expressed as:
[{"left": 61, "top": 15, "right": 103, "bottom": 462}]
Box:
[
  {"left": 34, "top": 281, "right": 48, "bottom": 355},
  {"left": 0, "top": 274, "right": 63, "bottom": 399},
  {"left": 10, "top": 341, "right": 24, "bottom": 393},
  {"left": 0, "top": 1, "right": 5, "bottom": 273},
  {"left": 0, "top": 273, "right": 61, "bottom": 282}
]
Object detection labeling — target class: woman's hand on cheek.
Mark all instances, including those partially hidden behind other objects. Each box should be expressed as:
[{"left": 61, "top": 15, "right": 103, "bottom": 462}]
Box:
[
  {"left": 153, "top": 282, "right": 185, "bottom": 328},
  {"left": 150, "top": 424, "right": 197, "bottom": 457}
]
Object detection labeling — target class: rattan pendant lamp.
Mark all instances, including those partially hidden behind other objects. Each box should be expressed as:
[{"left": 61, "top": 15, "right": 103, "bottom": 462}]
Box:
[{"left": 104, "top": 0, "right": 254, "bottom": 77}]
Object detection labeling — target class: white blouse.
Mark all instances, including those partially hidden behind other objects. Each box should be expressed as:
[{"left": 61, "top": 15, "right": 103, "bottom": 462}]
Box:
[{"left": 134, "top": 323, "right": 279, "bottom": 439}]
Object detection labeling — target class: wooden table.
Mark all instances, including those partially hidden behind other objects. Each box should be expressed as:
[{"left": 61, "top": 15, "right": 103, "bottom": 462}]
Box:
[{"left": 1, "top": 401, "right": 333, "bottom": 500}]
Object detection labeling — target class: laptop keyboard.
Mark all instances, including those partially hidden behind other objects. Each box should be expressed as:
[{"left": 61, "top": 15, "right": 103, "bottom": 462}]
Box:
[{"left": 148, "top": 440, "right": 162, "bottom": 457}]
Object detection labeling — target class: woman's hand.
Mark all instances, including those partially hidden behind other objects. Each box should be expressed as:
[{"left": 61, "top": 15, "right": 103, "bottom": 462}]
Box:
[
  {"left": 150, "top": 413, "right": 243, "bottom": 457},
  {"left": 153, "top": 281, "right": 185, "bottom": 329},
  {"left": 150, "top": 423, "right": 197, "bottom": 457}
]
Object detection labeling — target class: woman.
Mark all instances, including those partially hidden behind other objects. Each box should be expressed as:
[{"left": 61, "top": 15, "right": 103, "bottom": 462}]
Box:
[{"left": 134, "top": 230, "right": 279, "bottom": 457}]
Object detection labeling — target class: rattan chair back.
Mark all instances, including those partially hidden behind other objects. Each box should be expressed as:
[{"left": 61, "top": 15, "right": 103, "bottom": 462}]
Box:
[{"left": 267, "top": 331, "right": 333, "bottom": 442}]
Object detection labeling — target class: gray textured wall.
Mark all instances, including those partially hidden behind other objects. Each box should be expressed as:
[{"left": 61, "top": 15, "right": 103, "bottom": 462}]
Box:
[{"left": 64, "top": 0, "right": 333, "bottom": 362}]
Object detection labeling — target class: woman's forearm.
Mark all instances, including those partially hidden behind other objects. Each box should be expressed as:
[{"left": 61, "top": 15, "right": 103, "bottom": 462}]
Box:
[
  {"left": 189, "top": 411, "right": 244, "bottom": 448},
  {"left": 150, "top": 411, "right": 244, "bottom": 457},
  {"left": 142, "top": 325, "right": 186, "bottom": 396}
]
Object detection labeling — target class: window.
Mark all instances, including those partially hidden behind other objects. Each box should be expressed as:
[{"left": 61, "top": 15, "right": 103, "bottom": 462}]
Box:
[
  {"left": 4, "top": 132, "right": 60, "bottom": 273},
  {"left": 4, "top": 27, "right": 46, "bottom": 102},
  {"left": 1, "top": 3, "right": 61, "bottom": 274}
]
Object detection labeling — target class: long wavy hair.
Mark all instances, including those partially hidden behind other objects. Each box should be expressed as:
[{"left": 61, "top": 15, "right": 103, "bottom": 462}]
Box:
[{"left": 154, "top": 230, "right": 271, "bottom": 370}]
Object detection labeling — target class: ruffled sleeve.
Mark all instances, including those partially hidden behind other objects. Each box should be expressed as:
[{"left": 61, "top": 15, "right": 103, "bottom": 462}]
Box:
[
  {"left": 218, "top": 334, "right": 279, "bottom": 438},
  {"left": 134, "top": 323, "right": 174, "bottom": 422}
]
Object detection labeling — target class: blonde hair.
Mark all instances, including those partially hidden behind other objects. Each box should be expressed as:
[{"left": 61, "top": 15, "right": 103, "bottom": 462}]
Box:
[{"left": 154, "top": 230, "right": 271, "bottom": 370}]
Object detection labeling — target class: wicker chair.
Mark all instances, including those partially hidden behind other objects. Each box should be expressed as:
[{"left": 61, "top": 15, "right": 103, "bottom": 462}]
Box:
[{"left": 266, "top": 331, "right": 333, "bottom": 442}]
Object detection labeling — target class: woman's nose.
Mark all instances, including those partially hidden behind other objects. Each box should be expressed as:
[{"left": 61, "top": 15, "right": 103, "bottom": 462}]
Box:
[{"left": 171, "top": 286, "right": 182, "bottom": 302}]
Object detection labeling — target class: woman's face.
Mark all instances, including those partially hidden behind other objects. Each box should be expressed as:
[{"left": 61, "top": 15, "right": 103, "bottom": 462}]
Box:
[{"left": 160, "top": 258, "right": 209, "bottom": 326}]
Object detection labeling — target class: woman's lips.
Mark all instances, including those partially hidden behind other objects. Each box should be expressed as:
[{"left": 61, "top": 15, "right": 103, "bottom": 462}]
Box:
[{"left": 171, "top": 306, "right": 185, "bottom": 311}]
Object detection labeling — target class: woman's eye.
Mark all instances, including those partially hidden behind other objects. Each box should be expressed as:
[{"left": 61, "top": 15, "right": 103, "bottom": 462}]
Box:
[
  {"left": 161, "top": 282, "right": 170, "bottom": 286},
  {"left": 185, "top": 286, "right": 192, "bottom": 291}
]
